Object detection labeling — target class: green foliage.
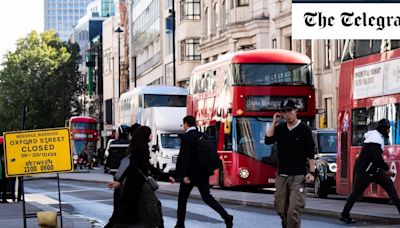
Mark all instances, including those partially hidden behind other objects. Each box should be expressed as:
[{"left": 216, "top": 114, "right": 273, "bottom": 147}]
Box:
[{"left": 0, "top": 30, "right": 83, "bottom": 133}]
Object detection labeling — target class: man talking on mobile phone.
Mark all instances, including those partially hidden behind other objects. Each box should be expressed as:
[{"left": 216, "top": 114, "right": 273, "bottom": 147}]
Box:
[{"left": 265, "top": 99, "right": 315, "bottom": 228}]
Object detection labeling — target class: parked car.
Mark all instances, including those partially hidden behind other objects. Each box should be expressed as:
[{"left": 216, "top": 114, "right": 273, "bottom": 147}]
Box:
[{"left": 312, "top": 129, "right": 337, "bottom": 198}]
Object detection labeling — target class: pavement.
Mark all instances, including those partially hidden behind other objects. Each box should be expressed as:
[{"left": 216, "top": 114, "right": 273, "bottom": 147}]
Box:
[
  {"left": 2, "top": 167, "right": 400, "bottom": 227},
  {"left": 0, "top": 198, "right": 93, "bottom": 228}
]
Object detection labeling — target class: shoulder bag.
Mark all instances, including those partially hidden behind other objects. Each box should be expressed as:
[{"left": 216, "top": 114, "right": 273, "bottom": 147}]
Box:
[{"left": 136, "top": 167, "right": 159, "bottom": 191}]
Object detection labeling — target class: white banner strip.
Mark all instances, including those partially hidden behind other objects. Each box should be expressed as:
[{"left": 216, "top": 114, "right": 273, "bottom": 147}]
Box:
[{"left": 292, "top": 3, "right": 400, "bottom": 39}]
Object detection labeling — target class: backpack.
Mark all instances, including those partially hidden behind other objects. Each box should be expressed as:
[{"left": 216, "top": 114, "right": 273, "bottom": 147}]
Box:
[{"left": 194, "top": 133, "right": 222, "bottom": 176}]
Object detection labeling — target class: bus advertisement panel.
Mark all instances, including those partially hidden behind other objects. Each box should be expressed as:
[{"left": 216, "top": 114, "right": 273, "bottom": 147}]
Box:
[
  {"left": 187, "top": 49, "right": 316, "bottom": 188},
  {"left": 337, "top": 40, "right": 400, "bottom": 198}
]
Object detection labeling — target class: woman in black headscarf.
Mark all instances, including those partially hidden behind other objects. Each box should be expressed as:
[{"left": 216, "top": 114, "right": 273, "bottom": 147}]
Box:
[
  {"left": 112, "top": 126, "right": 175, "bottom": 227},
  {"left": 105, "top": 123, "right": 142, "bottom": 228}
]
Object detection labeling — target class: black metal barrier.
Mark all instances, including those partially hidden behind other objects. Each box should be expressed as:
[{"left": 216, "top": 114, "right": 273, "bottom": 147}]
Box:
[{"left": 20, "top": 174, "right": 63, "bottom": 228}]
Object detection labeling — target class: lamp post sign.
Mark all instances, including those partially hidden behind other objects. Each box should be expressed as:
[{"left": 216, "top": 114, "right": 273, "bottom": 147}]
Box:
[{"left": 3, "top": 127, "right": 73, "bottom": 177}]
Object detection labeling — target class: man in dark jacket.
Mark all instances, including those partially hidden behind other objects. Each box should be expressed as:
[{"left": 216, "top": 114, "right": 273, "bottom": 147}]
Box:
[
  {"left": 340, "top": 118, "right": 400, "bottom": 223},
  {"left": 265, "top": 99, "right": 315, "bottom": 228},
  {"left": 175, "top": 115, "right": 233, "bottom": 228}
]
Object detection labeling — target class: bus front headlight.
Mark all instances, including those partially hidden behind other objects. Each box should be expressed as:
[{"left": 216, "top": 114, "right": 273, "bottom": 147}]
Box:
[
  {"left": 328, "top": 163, "right": 337, "bottom": 173},
  {"left": 238, "top": 168, "right": 250, "bottom": 179}
]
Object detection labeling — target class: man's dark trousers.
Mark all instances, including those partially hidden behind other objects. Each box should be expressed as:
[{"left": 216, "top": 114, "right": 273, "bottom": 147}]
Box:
[
  {"left": 176, "top": 175, "right": 229, "bottom": 226},
  {"left": 343, "top": 171, "right": 400, "bottom": 216}
]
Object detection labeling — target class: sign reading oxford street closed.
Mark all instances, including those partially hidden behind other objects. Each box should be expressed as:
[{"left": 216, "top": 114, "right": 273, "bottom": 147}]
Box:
[{"left": 3, "top": 128, "right": 73, "bottom": 177}]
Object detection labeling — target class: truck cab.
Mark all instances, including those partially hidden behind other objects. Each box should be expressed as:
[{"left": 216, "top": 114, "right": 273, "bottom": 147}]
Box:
[
  {"left": 142, "top": 107, "right": 186, "bottom": 175},
  {"left": 151, "top": 132, "right": 182, "bottom": 174}
]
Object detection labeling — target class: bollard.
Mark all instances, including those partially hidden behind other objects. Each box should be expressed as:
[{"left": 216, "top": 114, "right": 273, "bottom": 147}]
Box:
[{"left": 37, "top": 211, "right": 58, "bottom": 228}]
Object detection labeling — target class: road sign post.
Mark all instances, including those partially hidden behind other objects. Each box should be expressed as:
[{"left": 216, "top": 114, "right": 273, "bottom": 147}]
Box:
[{"left": 3, "top": 127, "right": 73, "bottom": 228}]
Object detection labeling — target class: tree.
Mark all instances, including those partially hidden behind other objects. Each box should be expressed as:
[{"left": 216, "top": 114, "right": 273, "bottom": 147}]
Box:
[{"left": 0, "top": 30, "right": 83, "bottom": 133}]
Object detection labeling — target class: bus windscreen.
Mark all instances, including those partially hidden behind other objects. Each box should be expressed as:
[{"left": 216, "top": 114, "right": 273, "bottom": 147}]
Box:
[
  {"left": 232, "top": 64, "right": 312, "bottom": 86},
  {"left": 144, "top": 95, "right": 186, "bottom": 108},
  {"left": 233, "top": 117, "right": 274, "bottom": 162}
]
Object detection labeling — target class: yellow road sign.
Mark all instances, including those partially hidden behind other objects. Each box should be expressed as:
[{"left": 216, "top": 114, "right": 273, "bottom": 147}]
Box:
[{"left": 3, "top": 128, "right": 73, "bottom": 177}]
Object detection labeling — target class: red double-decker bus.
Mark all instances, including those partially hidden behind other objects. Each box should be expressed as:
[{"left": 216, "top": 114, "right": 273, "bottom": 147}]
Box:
[
  {"left": 187, "top": 49, "right": 316, "bottom": 188},
  {"left": 337, "top": 40, "right": 400, "bottom": 198},
  {"left": 69, "top": 116, "right": 98, "bottom": 169}
]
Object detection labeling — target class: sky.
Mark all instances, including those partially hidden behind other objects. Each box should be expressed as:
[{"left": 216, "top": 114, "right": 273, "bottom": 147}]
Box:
[{"left": 0, "top": 0, "right": 44, "bottom": 64}]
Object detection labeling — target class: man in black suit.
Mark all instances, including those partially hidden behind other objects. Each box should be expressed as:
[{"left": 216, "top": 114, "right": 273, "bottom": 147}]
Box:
[{"left": 175, "top": 115, "right": 233, "bottom": 228}]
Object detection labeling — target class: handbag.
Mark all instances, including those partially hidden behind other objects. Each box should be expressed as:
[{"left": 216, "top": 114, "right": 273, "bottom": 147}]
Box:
[{"left": 136, "top": 167, "right": 159, "bottom": 191}]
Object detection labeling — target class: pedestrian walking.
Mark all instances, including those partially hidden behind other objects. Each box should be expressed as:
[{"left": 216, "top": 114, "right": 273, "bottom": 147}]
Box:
[
  {"left": 0, "top": 138, "right": 8, "bottom": 203},
  {"left": 265, "top": 100, "right": 315, "bottom": 228},
  {"left": 174, "top": 115, "right": 233, "bottom": 228},
  {"left": 109, "top": 126, "right": 175, "bottom": 228},
  {"left": 104, "top": 124, "right": 131, "bottom": 173},
  {"left": 339, "top": 118, "right": 400, "bottom": 224},
  {"left": 105, "top": 123, "right": 141, "bottom": 228}
]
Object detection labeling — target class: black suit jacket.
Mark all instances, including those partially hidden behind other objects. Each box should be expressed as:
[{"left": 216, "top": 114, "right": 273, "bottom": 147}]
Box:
[{"left": 175, "top": 129, "right": 203, "bottom": 180}]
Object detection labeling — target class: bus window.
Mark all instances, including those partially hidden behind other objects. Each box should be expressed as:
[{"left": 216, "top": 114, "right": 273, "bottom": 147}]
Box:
[
  {"left": 390, "top": 40, "right": 400, "bottom": 50},
  {"left": 223, "top": 121, "right": 232, "bottom": 151},
  {"left": 232, "top": 63, "right": 312, "bottom": 86},
  {"left": 354, "top": 40, "right": 382, "bottom": 58},
  {"left": 352, "top": 104, "right": 400, "bottom": 146}
]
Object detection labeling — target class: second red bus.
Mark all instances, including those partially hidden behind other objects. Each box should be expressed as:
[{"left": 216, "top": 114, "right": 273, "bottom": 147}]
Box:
[
  {"left": 187, "top": 49, "right": 316, "bottom": 188},
  {"left": 337, "top": 40, "right": 400, "bottom": 198}
]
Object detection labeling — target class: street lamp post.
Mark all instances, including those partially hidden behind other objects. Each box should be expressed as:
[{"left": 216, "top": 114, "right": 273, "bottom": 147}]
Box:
[
  {"left": 115, "top": 26, "right": 123, "bottom": 97},
  {"left": 172, "top": 0, "right": 176, "bottom": 86}
]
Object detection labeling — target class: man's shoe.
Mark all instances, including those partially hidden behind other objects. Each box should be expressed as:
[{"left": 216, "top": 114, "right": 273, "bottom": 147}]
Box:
[
  {"left": 339, "top": 215, "right": 356, "bottom": 224},
  {"left": 225, "top": 214, "right": 233, "bottom": 228}
]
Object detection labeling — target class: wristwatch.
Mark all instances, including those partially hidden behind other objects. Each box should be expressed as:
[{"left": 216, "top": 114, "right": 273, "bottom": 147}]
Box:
[{"left": 308, "top": 171, "right": 315, "bottom": 176}]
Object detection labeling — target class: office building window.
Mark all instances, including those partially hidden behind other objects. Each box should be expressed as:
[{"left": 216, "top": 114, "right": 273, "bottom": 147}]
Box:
[
  {"left": 272, "top": 39, "right": 277, "bottom": 49},
  {"left": 105, "top": 99, "right": 113, "bottom": 124},
  {"left": 336, "top": 40, "right": 344, "bottom": 60},
  {"left": 204, "top": 8, "right": 209, "bottom": 37},
  {"left": 221, "top": 0, "right": 229, "bottom": 31},
  {"left": 165, "top": 62, "right": 174, "bottom": 86},
  {"left": 180, "top": 0, "right": 200, "bottom": 20},
  {"left": 237, "top": 0, "right": 249, "bottom": 6},
  {"left": 285, "top": 36, "right": 292, "bottom": 50},
  {"left": 212, "top": 3, "right": 219, "bottom": 35},
  {"left": 180, "top": 38, "right": 201, "bottom": 61},
  {"left": 324, "top": 40, "right": 331, "bottom": 68},
  {"left": 305, "top": 40, "right": 312, "bottom": 59}
]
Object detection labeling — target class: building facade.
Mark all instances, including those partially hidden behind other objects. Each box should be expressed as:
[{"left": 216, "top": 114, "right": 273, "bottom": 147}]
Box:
[
  {"left": 109, "top": 0, "right": 341, "bottom": 130},
  {"left": 44, "top": 0, "right": 93, "bottom": 40}
]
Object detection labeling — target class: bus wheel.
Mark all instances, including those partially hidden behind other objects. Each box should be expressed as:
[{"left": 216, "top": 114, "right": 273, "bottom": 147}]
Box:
[
  {"left": 218, "top": 166, "right": 225, "bottom": 189},
  {"left": 314, "top": 176, "right": 328, "bottom": 198}
]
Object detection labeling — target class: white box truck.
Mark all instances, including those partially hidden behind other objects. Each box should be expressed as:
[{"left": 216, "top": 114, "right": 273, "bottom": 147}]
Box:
[{"left": 141, "top": 107, "right": 186, "bottom": 174}]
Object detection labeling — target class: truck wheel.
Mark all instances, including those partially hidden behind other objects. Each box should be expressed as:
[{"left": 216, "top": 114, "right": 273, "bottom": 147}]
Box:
[{"left": 314, "top": 176, "right": 328, "bottom": 198}]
